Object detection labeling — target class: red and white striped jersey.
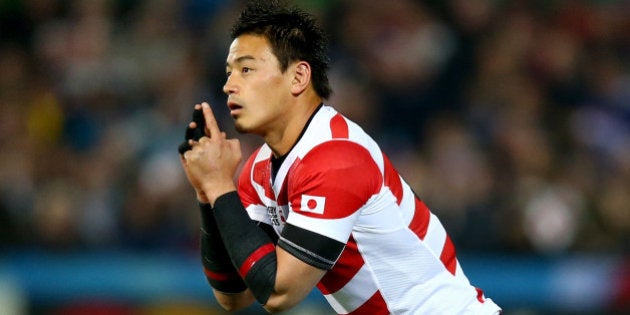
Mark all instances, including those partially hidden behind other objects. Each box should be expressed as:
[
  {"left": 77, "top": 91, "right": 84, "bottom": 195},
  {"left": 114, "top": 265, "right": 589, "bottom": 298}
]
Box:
[{"left": 237, "top": 105, "right": 501, "bottom": 314}]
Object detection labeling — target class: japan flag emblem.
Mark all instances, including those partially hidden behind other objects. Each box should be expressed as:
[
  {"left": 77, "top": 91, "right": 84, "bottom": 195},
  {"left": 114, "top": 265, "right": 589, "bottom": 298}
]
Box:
[{"left": 300, "top": 194, "right": 326, "bottom": 214}]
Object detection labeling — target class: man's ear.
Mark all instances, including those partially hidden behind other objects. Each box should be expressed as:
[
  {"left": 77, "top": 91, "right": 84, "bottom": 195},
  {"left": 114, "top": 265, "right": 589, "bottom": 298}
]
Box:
[{"left": 290, "top": 61, "right": 311, "bottom": 95}]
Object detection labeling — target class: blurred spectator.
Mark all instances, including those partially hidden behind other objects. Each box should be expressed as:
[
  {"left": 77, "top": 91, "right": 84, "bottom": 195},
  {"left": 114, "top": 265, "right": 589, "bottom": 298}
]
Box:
[{"left": 0, "top": 0, "right": 628, "bottom": 260}]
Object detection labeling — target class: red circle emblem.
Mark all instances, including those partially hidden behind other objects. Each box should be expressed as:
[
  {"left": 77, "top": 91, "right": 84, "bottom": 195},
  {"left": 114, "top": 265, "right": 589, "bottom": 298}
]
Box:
[{"left": 307, "top": 199, "right": 317, "bottom": 209}]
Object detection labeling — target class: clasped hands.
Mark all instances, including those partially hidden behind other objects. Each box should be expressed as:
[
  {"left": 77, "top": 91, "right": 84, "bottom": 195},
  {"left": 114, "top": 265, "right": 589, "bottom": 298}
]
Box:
[{"left": 179, "top": 102, "right": 241, "bottom": 205}]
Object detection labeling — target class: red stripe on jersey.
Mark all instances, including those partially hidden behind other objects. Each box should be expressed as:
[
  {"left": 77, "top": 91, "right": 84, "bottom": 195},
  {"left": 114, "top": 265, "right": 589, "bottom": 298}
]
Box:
[
  {"left": 238, "top": 243, "right": 275, "bottom": 278},
  {"left": 238, "top": 148, "right": 265, "bottom": 208},
  {"left": 382, "top": 153, "right": 403, "bottom": 204},
  {"left": 347, "top": 291, "right": 390, "bottom": 315},
  {"left": 276, "top": 167, "right": 291, "bottom": 205},
  {"left": 317, "top": 237, "right": 363, "bottom": 294},
  {"left": 409, "top": 198, "right": 431, "bottom": 240},
  {"left": 252, "top": 159, "right": 275, "bottom": 200},
  {"left": 475, "top": 287, "right": 486, "bottom": 303},
  {"left": 440, "top": 235, "right": 457, "bottom": 275},
  {"left": 330, "top": 114, "right": 349, "bottom": 139}
]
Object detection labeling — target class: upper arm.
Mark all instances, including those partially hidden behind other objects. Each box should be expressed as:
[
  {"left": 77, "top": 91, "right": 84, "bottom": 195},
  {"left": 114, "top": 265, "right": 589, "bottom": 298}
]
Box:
[
  {"left": 214, "top": 250, "right": 325, "bottom": 314},
  {"left": 264, "top": 246, "right": 327, "bottom": 313}
]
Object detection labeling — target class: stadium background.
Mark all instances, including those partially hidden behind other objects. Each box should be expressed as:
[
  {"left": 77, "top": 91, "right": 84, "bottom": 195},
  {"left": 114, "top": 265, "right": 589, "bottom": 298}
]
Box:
[{"left": 0, "top": 0, "right": 628, "bottom": 314}]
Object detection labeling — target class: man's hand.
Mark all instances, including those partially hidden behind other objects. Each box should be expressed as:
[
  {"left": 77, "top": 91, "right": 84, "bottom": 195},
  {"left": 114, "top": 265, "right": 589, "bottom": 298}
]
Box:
[
  {"left": 179, "top": 104, "right": 210, "bottom": 202},
  {"left": 182, "top": 102, "right": 242, "bottom": 205}
]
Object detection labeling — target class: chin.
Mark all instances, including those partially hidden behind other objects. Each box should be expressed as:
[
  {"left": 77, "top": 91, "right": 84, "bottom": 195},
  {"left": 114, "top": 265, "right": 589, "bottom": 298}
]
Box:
[
  {"left": 233, "top": 117, "right": 267, "bottom": 135},
  {"left": 234, "top": 122, "right": 254, "bottom": 134},
  {"left": 233, "top": 122, "right": 245, "bottom": 132}
]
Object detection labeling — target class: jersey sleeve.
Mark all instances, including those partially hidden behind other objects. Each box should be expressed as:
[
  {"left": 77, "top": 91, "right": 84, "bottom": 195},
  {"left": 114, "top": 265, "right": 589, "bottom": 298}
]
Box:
[{"left": 278, "top": 140, "right": 383, "bottom": 269}]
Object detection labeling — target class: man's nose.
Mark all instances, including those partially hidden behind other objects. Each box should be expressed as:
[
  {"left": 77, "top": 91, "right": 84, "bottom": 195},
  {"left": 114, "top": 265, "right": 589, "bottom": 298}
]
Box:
[{"left": 223, "top": 77, "right": 237, "bottom": 95}]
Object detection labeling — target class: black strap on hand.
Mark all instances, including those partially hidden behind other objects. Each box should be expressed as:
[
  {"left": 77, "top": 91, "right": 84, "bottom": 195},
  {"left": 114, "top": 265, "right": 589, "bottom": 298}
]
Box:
[
  {"left": 178, "top": 106, "right": 206, "bottom": 154},
  {"left": 199, "top": 202, "right": 247, "bottom": 293}
]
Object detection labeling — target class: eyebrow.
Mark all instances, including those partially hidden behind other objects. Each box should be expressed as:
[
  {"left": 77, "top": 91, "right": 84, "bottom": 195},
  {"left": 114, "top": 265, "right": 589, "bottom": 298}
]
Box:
[{"left": 226, "top": 55, "right": 256, "bottom": 67}]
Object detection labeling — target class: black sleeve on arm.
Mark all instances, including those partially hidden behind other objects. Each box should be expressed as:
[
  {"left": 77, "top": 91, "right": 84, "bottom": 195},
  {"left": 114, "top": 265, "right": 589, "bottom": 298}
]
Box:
[
  {"left": 258, "top": 221, "right": 279, "bottom": 244},
  {"left": 199, "top": 202, "right": 247, "bottom": 293},
  {"left": 278, "top": 224, "right": 346, "bottom": 270},
  {"left": 212, "top": 191, "right": 277, "bottom": 305}
]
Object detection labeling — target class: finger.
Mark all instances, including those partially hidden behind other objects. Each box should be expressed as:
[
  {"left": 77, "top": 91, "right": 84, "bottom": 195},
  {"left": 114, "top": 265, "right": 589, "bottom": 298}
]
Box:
[{"left": 201, "top": 102, "right": 221, "bottom": 139}]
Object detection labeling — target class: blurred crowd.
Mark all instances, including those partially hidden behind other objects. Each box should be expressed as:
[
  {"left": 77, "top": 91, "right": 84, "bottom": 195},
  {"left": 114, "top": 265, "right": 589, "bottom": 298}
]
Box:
[{"left": 0, "top": 0, "right": 628, "bottom": 256}]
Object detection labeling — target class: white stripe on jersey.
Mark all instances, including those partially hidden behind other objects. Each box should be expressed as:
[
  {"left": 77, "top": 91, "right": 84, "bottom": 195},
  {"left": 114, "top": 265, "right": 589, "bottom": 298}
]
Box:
[
  {"left": 396, "top": 183, "right": 417, "bottom": 224},
  {"left": 423, "top": 213, "right": 448, "bottom": 259},
  {"left": 323, "top": 263, "right": 378, "bottom": 314},
  {"left": 245, "top": 204, "right": 271, "bottom": 225},
  {"left": 286, "top": 211, "right": 355, "bottom": 244}
]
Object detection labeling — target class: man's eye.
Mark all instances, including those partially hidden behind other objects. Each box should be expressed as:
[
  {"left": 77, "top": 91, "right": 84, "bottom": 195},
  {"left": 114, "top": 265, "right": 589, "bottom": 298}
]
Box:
[
  {"left": 242, "top": 67, "right": 251, "bottom": 73},
  {"left": 226, "top": 71, "right": 232, "bottom": 77}
]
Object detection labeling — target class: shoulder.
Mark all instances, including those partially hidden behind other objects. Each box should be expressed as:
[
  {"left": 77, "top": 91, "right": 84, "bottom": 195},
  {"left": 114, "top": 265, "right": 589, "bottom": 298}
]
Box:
[
  {"left": 299, "top": 106, "right": 383, "bottom": 169},
  {"left": 299, "top": 140, "right": 377, "bottom": 172},
  {"left": 288, "top": 140, "right": 383, "bottom": 217}
]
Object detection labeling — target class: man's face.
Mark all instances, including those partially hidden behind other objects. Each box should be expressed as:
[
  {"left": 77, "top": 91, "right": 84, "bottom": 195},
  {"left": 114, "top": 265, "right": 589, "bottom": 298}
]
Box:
[{"left": 223, "top": 34, "right": 292, "bottom": 135}]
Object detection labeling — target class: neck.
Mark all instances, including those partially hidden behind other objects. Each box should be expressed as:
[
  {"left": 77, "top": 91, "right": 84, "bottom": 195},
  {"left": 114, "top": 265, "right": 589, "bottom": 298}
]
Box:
[{"left": 265, "top": 97, "right": 322, "bottom": 157}]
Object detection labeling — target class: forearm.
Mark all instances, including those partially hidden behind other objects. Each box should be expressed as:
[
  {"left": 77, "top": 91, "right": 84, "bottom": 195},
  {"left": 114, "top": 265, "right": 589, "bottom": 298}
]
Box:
[
  {"left": 210, "top": 192, "right": 326, "bottom": 313},
  {"left": 198, "top": 202, "right": 253, "bottom": 310},
  {"left": 212, "top": 288, "right": 256, "bottom": 312},
  {"left": 203, "top": 181, "right": 237, "bottom": 207},
  {"left": 211, "top": 191, "right": 278, "bottom": 305}
]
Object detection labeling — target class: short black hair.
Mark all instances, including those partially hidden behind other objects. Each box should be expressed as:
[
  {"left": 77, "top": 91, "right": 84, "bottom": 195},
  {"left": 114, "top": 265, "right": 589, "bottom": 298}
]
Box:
[{"left": 230, "top": 0, "right": 332, "bottom": 99}]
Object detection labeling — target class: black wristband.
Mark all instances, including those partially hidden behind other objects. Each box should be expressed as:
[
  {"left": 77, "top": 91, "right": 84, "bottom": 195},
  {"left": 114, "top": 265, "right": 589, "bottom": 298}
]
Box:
[
  {"left": 199, "top": 202, "right": 246, "bottom": 293},
  {"left": 213, "top": 192, "right": 277, "bottom": 304}
]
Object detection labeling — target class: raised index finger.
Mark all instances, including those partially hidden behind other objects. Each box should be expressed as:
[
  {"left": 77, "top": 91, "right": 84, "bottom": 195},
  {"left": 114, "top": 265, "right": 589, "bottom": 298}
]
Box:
[{"left": 201, "top": 102, "right": 221, "bottom": 139}]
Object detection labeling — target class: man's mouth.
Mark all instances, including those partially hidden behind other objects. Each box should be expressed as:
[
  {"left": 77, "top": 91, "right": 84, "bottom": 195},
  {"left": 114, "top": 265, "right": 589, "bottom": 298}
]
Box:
[{"left": 228, "top": 102, "right": 242, "bottom": 114}]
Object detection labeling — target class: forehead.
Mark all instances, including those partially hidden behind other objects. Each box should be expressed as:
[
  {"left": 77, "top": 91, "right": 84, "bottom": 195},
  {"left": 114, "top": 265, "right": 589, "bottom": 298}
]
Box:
[{"left": 226, "top": 34, "right": 276, "bottom": 65}]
